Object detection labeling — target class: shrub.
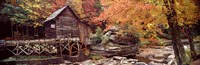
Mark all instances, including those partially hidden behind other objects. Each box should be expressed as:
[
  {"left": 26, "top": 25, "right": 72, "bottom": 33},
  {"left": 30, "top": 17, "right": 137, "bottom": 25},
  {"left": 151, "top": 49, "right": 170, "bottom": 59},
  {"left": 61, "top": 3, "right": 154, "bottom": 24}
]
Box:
[{"left": 90, "top": 27, "right": 104, "bottom": 45}]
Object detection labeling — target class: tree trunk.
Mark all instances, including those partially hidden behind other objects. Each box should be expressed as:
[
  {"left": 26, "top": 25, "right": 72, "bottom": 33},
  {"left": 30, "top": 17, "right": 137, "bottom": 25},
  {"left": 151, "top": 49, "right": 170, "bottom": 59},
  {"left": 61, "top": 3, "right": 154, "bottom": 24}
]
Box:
[
  {"left": 176, "top": 28, "right": 187, "bottom": 65},
  {"left": 26, "top": 25, "right": 29, "bottom": 39},
  {"left": 168, "top": 20, "right": 183, "bottom": 65},
  {"left": 11, "top": 22, "right": 14, "bottom": 39},
  {"left": 164, "top": 0, "right": 188, "bottom": 65},
  {"left": 22, "top": 25, "right": 24, "bottom": 40},
  {"left": 186, "top": 25, "right": 197, "bottom": 60}
]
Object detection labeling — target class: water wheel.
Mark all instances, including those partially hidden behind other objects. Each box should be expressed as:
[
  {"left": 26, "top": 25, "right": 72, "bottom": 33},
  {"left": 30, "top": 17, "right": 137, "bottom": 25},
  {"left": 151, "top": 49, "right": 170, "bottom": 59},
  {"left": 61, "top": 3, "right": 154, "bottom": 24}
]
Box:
[{"left": 62, "top": 41, "right": 89, "bottom": 62}]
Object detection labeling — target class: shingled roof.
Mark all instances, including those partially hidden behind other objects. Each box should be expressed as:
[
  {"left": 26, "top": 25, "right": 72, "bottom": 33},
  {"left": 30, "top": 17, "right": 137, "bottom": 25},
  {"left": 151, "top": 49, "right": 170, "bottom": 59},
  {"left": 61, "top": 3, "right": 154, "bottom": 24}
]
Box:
[
  {"left": 43, "top": 5, "right": 92, "bottom": 27},
  {"left": 43, "top": 5, "right": 68, "bottom": 23},
  {"left": 43, "top": 5, "right": 83, "bottom": 23}
]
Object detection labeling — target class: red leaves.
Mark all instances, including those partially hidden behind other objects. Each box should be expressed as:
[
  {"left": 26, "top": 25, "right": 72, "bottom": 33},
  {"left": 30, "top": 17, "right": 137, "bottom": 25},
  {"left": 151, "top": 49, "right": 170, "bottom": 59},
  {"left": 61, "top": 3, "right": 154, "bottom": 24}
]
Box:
[
  {"left": 49, "top": 0, "right": 66, "bottom": 12},
  {"left": 82, "top": 0, "right": 97, "bottom": 15}
]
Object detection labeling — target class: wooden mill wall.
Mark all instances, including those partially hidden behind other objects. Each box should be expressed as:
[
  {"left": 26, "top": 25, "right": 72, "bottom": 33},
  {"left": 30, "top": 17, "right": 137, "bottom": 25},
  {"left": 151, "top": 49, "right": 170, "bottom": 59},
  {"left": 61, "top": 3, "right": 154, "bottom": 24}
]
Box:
[{"left": 45, "top": 20, "right": 56, "bottom": 38}]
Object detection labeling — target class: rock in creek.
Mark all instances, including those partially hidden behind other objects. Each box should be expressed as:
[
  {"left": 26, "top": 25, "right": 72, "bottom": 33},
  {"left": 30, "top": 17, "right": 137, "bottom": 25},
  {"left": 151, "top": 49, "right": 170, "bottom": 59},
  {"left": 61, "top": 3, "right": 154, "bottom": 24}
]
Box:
[
  {"left": 135, "top": 62, "right": 148, "bottom": 65},
  {"left": 91, "top": 42, "right": 138, "bottom": 57}
]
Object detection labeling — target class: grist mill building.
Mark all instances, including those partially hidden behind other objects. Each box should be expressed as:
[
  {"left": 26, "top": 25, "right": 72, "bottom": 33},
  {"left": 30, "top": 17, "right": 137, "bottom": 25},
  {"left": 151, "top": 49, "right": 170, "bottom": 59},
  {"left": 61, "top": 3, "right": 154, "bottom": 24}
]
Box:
[{"left": 43, "top": 5, "right": 91, "bottom": 44}]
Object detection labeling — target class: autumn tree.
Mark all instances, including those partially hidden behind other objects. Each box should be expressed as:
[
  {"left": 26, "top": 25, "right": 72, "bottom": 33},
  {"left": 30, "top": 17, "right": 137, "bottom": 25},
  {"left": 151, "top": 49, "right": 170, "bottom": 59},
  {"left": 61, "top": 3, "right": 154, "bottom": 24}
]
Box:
[
  {"left": 19, "top": 0, "right": 52, "bottom": 26},
  {"left": 82, "top": 0, "right": 96, "bottom": 16},
  {"left": 92, "top": 0, "right": 162, "bottom": 42},
  {"left": 82, "top": 0, "right": 102, "bottom": 21},
  {"left": 48, "top": 0, "right": 67, "bottom": 12},
  {"left": 68, "top": 0, "right": 85, "bottom": 19},
  {"left": 156, "top": 0, "right": 198, "bottom": 64},
  {"left": 94, "top": 0, "right": 199, "bottom": 64},
  {"left": 163, "top": 0, "right": 186, "bottom": 64},
  {"left": 0, "top": 0, "right": 29, "bottom": 24},
  {"left": 0, "top": 0, "right": 31, "bottom": 38}
]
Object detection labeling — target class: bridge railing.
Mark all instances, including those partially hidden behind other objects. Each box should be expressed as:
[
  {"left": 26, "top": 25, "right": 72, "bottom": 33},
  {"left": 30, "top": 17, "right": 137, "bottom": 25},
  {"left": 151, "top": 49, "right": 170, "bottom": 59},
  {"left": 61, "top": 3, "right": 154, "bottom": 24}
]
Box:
[{"left": 1, "top": 37, "right": 86, "bottom": 56}]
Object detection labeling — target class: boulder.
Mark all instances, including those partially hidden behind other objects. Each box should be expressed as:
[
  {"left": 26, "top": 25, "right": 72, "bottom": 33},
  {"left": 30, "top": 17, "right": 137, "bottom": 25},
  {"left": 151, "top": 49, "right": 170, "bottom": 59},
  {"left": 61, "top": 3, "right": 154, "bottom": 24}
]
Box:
[
  {"left": 149, "top": 61, "right": 164, "bottom": 65},
  {"left": 90, "top": 27, "right": 139, "bottom": 58},
  {"left": 135, "top": 62, "right": 148, "bottom": 65},
  {"left": 80, "top": 60, "right": 94, "bottom": 65},
  {"left": 91, "top": 43, "right": 138, "bottom": 57},
  {"left": 113, "top": 56, "right": 127, "bottom": 60}
]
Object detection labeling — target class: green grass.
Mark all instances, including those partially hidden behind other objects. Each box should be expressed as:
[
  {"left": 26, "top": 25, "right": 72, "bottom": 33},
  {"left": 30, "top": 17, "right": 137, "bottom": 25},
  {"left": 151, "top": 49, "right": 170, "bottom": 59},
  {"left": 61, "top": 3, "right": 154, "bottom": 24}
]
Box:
[
  {"left": 0, "top": 56, "right": 59, "bottom": 62},
  {"left": 89, "top": 54, "right": 103, "bottom": 60}
]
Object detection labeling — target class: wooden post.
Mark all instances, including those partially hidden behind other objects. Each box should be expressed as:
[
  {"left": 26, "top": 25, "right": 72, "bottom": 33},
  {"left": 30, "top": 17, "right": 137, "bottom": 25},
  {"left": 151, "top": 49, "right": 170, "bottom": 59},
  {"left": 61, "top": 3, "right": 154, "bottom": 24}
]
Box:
[{"left": 59, "top": 40, "right": 64, "bottom": 62}]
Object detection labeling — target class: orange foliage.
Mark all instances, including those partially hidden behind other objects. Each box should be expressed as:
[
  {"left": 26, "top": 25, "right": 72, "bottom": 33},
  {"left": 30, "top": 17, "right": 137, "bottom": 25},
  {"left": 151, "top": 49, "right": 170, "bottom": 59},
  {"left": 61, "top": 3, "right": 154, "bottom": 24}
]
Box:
[
  {"left": 82, "top": 0, "right": 97, "bottom": 16},
  {"left": 92, "top": 0, "right": 157, "bottom": 35},
  {"left": 48, "top": 0, "right": 67, "bottom": 12}
]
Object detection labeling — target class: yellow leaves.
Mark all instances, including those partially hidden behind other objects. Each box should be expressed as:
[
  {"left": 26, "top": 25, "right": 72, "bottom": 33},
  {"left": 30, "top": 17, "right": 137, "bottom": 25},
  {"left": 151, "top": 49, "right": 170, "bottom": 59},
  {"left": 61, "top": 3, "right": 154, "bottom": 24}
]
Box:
[
  {"left": 19, "top": 0, "right": 52, "bottom": 23},
  {"left": 70, "top": 0, "right": 85, "bottom": 18},
  {"left": 35, "top": 0, "right": 41, "bottom": 2},
  {"left": 147, "top": 23, "right": 153, "bottom": 29},
  {"left": 32, "top": 4, "right": 40, "bottom": 8},
  {"left": 175, "top": 1, "right": 198, "bottom": 26},
  {"left": 94, "top": 0, "right": 160, "bottom": 38},
  {"left": 177, "top": 18, "right": 184, "bottom": 26},
  {"left": 177, "top": 0, "right": 183, "bottom": 5},
  {"left": 148, "top": 0, "right": 199, "bottom": 27},
  {"left": 33, "top": 22, "right": 42, "bottom": 27}
]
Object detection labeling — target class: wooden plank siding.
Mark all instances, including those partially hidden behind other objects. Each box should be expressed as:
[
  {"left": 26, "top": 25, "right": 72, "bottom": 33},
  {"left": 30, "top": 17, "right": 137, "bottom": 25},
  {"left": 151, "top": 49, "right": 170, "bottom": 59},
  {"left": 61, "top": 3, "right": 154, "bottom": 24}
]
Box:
[
  {"left": 78, "top": 22, "right": 91, "bottom": 44},
  {"left": 45, "top": 20, "right": 56, "bottom": 38}
]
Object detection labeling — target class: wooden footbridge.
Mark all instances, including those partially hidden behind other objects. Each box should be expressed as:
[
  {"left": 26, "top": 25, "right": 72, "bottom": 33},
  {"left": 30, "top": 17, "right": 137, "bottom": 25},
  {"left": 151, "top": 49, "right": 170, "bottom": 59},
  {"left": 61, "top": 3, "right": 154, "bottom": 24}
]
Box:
[{"left": 0, "top": 38, "right": 89, "bottom": 61}]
